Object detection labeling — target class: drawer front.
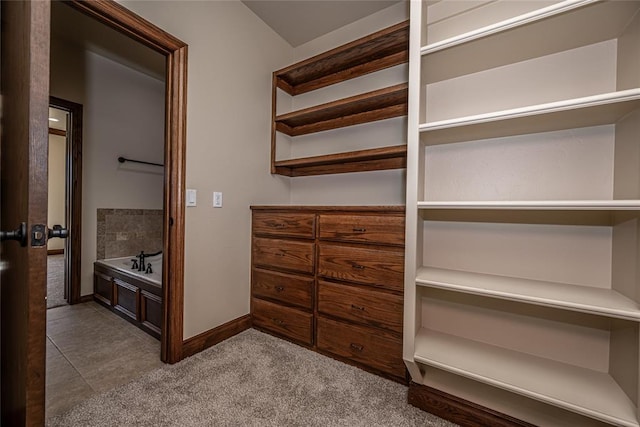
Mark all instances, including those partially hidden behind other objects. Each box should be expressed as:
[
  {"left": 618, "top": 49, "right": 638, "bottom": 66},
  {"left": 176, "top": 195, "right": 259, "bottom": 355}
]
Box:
[
  {"left": 253, "top": 211, "right": 315, "bottom": 238},
  {"left": 317, "top": 316, "right": 405, "bottom": 378},
  {"left": 317, "top": 281, "right": 402, "bottom": 334},
  {"left": 252, "top": 268, "right": 313, "bottom": 309},
  {"left": 319, "top": 214, "right": 404, "bottom": 246},
  {"left": 252, "top": 298, "right": 313, "bottom": 345},
  {"left": 253, "top": 237, "right": 314, "bottom": 274},
  {"left": 318, "top": 244, "right": 403, "bottom": 291}
]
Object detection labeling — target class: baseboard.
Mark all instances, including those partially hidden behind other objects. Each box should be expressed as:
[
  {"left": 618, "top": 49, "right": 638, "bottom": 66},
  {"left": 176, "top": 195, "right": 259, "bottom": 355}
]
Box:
[
  {"left": 408, "top": 382, "right": 535, "bottom": 427},
  {"left": 182, "top": 314, "right": 252, "bottom": 358},
  {"left": 79, "top": 294, "right": 94, "bottom": 303},
  {"left": 48, "top": 249, "right": 64, "bottom": 255}
]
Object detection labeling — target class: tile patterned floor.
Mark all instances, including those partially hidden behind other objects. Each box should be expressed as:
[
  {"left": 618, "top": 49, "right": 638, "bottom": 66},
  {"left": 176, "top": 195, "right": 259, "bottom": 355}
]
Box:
[{"left": 46, "top": 302, "right": 164, "bottom": 419}]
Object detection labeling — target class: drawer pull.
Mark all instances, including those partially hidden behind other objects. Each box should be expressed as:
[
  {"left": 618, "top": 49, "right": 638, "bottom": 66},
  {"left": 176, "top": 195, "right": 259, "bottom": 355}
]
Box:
[
  {"left": 275, "top": 286, "right": 285, "bottom": 292},
  {"left": 351, "top": 304, "right": 366, "bottom": 311},
  {"left": 351, "top": 263, "right": 365, "bottom": 270},
  {"left": 352, "top": 228, "right": 366, "bottom": 233},
  {"left": 350, "top": 343, "right": 364, "bottom": 352},
  {"left": 272, "top": 318, "right": 285, "bottom": 326}
]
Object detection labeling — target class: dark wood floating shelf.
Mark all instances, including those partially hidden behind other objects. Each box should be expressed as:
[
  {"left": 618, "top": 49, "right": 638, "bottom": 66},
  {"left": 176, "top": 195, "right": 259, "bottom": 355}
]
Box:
[
  {"left": 275, "top": 83, "right": 408, "bottom": 137},
  {"left": 275, "top": 20, "right": 409, "bottom": 96},
  {"left": 270, "top": 20, "right": 409, "bottom": 177},
  {"left": 274, "top": 145, "right": 407, "bottom": 177}
]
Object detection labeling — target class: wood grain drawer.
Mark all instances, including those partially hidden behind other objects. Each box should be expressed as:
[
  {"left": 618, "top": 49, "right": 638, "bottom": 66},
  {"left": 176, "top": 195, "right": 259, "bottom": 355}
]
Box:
[
  {"left": 252, "top": 298, "right": 313, "bottom": 345},
  {"left": 319, "top": 214, "right": 404, "bottom": 246},
  {"left": 252, "top": 268, "right": 313, "bottom": 309},
  {"left": 253, "top": 211, "right": 315, "bottom": 238},
  {"left": 317, "top": 281, "right": 402, "bottom": 334},
  {"left": 253, "top": 237, "right": 314, "bottom": 274},
  {"left": 317, "top": 316, "right": 405, "bottom": 378},
  {"left": 318, "top": 243, "right": 403, "bottom": 291}
]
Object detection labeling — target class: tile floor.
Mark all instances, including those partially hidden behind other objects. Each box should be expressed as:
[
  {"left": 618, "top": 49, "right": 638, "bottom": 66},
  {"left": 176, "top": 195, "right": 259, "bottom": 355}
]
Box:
[{"left": 46, "top": 301, "right": 164, "bottom": 419}]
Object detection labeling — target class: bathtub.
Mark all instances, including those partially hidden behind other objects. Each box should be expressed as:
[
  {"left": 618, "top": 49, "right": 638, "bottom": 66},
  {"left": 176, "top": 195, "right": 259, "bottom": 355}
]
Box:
[
  {"left": 93, "top": 253, "right": 163, "bottom": 339},
  {"left": 94, "top": 253, "right": 162, "bottom": 286}
]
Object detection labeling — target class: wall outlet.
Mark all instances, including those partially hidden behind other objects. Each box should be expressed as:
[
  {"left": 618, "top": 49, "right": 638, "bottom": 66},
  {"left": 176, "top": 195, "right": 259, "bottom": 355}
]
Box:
[
  {"left": 186, "top": 189, "right": 197, "bottom": 207},
  {"left": 213, "top": 191, "right": 223, "bottom": 208}
]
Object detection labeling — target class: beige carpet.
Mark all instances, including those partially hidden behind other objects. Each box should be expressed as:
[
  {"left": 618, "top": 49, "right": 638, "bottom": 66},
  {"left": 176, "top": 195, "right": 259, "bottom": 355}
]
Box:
[{"left": 47, "top": 329, "right": 457, "bottom": 426}]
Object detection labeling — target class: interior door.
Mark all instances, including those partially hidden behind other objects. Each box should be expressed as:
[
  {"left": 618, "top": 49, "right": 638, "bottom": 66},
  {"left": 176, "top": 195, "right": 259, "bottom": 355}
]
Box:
[{"left": 1, "top": 1, "right": 51, "bottom": 425}]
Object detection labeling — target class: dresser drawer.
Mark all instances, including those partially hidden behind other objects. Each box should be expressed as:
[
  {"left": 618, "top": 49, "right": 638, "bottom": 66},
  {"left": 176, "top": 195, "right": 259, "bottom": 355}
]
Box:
[
  {"left": 319, "top": 214, "right": 404, "bottom": 246},
  {"left": 317, "top": 281, "right": 402, "bottom": 334},
  {"left": 253, "top": 211, "right": 315, "bottom": 238},
  {"left": 252, "top": 268, "right": 313, "bottom": 309},
  {"left": 253, "top": 237, "right": 314, "bottom": 274},
  {"left": 318, "top": 244, "right": 403, "bottom": 291},
  {"left": 252, "top": 298, "right": 313, "bottom": 345},
  {"left": 317, "top": 316, "right": 405, "bottom": 378}
]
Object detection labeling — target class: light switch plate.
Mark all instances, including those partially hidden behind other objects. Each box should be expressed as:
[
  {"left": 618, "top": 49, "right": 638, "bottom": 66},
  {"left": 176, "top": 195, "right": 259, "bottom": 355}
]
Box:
[
  {"left": 213, "top": 192, "right": 222, "bottom": 208},
  {"left": 186, "top": 189, "right": 197, "bottom": 207}
]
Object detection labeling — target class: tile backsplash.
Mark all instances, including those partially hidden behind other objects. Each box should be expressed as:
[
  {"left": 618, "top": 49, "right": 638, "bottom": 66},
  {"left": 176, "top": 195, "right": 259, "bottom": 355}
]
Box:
[{"left": 97, "top": 209, "right": 163, "bottom": 260}]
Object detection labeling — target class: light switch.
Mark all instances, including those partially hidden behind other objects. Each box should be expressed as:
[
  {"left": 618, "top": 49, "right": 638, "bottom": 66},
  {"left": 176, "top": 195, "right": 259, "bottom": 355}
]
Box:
[
  {"left": 213, "top": 192, "right": 222, "bottom": 208},
  {"left": 186, "top": 189, "right": 197, "bottom": 207}
]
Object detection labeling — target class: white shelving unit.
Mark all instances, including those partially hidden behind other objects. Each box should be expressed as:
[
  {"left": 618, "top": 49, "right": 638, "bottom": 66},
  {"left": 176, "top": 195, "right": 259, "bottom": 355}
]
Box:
[{"left": 404, "top": 1, "right": 640, "bottom": 426}]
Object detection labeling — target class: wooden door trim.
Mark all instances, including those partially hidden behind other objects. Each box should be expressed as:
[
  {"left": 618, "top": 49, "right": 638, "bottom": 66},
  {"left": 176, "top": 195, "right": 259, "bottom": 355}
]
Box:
[
  {"left": 1, "top": 1, "right": 51, "bottom": 424},
  {"left": 66, "top": 0, "right": 187, "bottom": 363},
  {"left": 49, "top": 96, "right": 83, "bottom": 305}
]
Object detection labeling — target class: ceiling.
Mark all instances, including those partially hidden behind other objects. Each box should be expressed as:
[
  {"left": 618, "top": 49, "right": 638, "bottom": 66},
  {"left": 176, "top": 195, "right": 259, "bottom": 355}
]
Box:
[{"left": 242, "top": 1, "right": 402, "bottom": 47}]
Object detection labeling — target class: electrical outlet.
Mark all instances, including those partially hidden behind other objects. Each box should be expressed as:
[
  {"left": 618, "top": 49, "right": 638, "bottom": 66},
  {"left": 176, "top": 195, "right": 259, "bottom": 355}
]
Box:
[{"left": 213, "top": 192, "right": 223, "bottom": 208}]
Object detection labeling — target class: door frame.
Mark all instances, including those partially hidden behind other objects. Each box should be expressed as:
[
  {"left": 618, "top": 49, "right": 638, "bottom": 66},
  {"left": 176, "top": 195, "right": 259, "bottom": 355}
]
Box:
[
  {"left": 66, "top": 0, "right": 187, "bottom": 364},
  {"left": 49, "top": 96, "right": 83, "bottom": 305}
]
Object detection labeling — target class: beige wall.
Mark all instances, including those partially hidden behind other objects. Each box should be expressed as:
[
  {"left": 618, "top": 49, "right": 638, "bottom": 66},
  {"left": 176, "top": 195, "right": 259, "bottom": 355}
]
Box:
[
  {"left": 287, "top": 2, "right": 409, "bottom": 206},
  {"left": 47, "top": 134, "right": 67, "bottom": 251},
  {"left": 50, "top": 39, "right": 166, "bottom": 297},
  {"left": 119, "top": 0, "right": 292, "bottom": 339}
]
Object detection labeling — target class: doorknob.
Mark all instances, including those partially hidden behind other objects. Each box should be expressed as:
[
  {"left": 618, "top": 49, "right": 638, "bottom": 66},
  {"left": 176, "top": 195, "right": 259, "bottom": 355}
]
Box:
[
  {"left": 0, "top": 222, "right": 27, "bottom": 246},
  {"left": 48, "top": 225, "right": 69, "bottom": 239}
]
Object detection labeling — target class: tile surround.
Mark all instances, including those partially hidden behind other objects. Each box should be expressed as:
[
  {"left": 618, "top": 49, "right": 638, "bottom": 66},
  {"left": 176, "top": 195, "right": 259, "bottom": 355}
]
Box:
[{"left": 96, "top": 209, "right": 163, "bottom": 259}]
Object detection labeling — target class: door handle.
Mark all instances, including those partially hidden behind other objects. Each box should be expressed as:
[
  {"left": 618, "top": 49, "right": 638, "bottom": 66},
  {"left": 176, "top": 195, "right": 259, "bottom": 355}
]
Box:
[
  {"left": 0, "top": 222, "right": 27, "bottom": 246},
  {"left": 48, "top": 224, "right": 69, "bottom": 239}
]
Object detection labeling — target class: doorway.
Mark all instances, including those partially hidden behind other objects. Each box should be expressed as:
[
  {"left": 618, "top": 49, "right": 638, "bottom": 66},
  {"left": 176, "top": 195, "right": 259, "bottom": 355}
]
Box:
[
  {"left": 59, "top": 0, "right": 187, "bottom": 365},
  {"left": 48, "top": 97, "right": 82, "bottom": 308}
]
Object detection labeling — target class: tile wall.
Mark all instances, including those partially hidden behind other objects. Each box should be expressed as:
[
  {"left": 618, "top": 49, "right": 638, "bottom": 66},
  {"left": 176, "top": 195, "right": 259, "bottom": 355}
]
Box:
[{"left": 96, "top": 209, "right": 163, "bottom": 259}]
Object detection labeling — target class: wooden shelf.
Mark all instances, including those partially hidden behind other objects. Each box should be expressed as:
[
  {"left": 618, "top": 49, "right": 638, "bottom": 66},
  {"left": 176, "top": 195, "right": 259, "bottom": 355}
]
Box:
[
  {"left": 421, "top": 0, "right": 640, "bottom": 84},
  {"left": 414, "top": 329, "right": 640, "bottom": 427},
  {"left": 419, "top": 89, "right": 640, "bottom": 145},
  {"left": 416, "top": 267, "right": 640, "bottom": 322},
  {"left": 276, "top": 83, "right": 408, "bottom": 137},
  {"left": 274, "top": 145, "right": 406, "bottom": 177},
  {"left": 275, "top": 21, "right": 409, "bottom": 96}
]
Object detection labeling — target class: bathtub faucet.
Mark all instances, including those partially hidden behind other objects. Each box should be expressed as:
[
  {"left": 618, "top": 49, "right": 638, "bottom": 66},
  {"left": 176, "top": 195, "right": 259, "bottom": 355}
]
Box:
[{"left": 137, "top": 251, "right": 146, "bottom": 272}]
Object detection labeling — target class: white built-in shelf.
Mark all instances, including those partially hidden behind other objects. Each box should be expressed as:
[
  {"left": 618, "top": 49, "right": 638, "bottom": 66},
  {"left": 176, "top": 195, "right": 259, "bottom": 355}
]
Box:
[
  {"left": 419, "top": 89, "right": 640, "bottom": 145},
  {"left": 421, "top": 0, "right": 640, "bottom": 83},
  {"left": 418, "top": 200, "right": 640, "bottom": 211},
  {"left": 416, "top": 267, "right": 640, "bottom": 322},
  {"left": 414, "top": 329, "right": 640, "bottom": 427}
]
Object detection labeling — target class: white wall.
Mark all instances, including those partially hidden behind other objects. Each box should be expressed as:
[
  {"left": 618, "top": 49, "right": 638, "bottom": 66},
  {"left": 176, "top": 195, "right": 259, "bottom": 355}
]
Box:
[
  {"left": 50, "top": 38, "right": 166, "bottom": 297},
  {"left": 119, "top": 0, "right": 292, "bottom": 339},
  {"left": 47, "top": 134, "right": 66, "bottom": 251},
  {"left": 287, "top": 2, "right": 409, "bottom": 206}
]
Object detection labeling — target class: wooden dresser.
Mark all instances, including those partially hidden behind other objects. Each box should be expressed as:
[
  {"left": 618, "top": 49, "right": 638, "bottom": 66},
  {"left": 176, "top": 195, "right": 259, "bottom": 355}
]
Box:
[{"left": 250, "top": 206, "right": 406, "bottom": 381}]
